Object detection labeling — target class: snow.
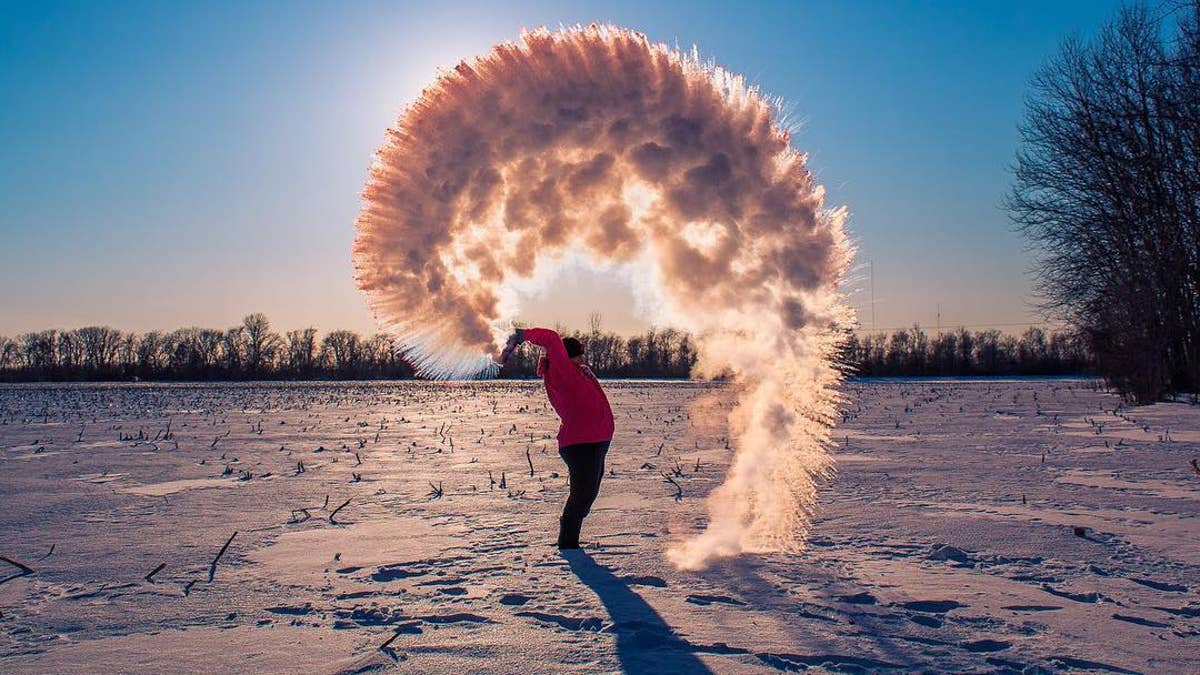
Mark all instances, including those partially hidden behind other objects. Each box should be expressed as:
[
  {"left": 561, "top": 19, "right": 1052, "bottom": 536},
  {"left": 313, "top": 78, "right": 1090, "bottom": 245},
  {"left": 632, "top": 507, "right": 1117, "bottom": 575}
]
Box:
[{"left": 0, "top": 379, "right": 1197, "bottom": 673}]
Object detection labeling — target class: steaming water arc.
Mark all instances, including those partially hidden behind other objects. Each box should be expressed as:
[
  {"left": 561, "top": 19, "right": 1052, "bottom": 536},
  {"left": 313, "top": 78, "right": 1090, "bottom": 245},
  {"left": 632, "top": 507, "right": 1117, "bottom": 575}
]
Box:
[{"left": 354, "top": 24, "right": 854, "bottom": 569}]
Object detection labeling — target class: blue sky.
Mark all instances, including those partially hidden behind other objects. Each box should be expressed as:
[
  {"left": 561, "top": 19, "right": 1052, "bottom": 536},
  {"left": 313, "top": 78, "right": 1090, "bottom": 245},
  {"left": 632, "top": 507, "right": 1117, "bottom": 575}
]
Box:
[{"left": 0, "top": 0, "right": 1141, "bottom": 336}]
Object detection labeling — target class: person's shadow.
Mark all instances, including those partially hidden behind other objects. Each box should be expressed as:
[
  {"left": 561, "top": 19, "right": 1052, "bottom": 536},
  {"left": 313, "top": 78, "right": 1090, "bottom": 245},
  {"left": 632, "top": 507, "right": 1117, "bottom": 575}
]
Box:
[{"left": 563, "top": 550, "right": 714, "bottom": 674}]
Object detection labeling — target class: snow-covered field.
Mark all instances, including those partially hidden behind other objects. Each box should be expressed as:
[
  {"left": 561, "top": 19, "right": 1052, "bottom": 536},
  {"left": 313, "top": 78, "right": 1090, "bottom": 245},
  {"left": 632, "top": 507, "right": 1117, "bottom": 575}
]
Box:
[{"left": 0, "top": 379, "right": 1197, "bottom": 674}]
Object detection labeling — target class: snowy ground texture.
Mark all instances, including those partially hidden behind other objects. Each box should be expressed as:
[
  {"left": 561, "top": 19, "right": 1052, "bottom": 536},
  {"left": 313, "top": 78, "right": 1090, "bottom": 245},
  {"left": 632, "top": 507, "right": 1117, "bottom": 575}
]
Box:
[{"left": 0, "top": 379, "right": 1197, "bottom": 674}]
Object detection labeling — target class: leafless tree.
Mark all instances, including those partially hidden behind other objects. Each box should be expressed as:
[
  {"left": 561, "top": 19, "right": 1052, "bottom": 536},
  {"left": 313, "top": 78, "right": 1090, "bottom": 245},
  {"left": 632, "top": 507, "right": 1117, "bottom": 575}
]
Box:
[
  {"left": 221, "top": 326, "right": 247, "bottom": 375},
  {"left": 136, "top": 331, "right": 168, "bottom": 375},
  {"left": 1008, "top": 2, "right": 1200, "bottom": 401},
  {"left": 57, "top": 331, "right": 84, "bottom": 373},
  {"left": 19, "top": 331, "right": 57, "bottom": 372},
  {"left": 75, "top": 326, "right": 123, "bottom": 374},
  {"left": 286, "top": 328, "right": 319, "bottom": 376},
  {"left": 0, "top": 337, "right": 17, "bottom": 371},
  {"left": 241, "top": 313, "right": 282, "bottom": 376},
  {"left": 321, "top": 330, "right": 362, "bottom": 376}
]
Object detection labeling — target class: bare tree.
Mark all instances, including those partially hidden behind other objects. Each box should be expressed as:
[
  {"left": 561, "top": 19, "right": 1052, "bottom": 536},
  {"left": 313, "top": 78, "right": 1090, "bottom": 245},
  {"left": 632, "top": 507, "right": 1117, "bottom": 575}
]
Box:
[
  {"left": 286, "top": 328, "right": 318, "bottom": 376},
  {"left": 19, "top": 331, "right": 57, "bottom": 373},
  {"left": 1008, "top": 2, "right": 1200, "bottom": 401},
  {"left": 241, "top": 313, "right": 282, "bottom": 376},
  {"left": 57, "top": 331, "right": 84, "bottom": 373},
  {"left": 75, "top": 326, "right": 123, "bottom": 374},
  {"left": 321, "top": 330, "right": 362, "bottom": 376},
  {"left": 221, "top": 326, "right": 248, "bottom": 376},
  {"left": 136, "top": 331, "right": 168, "bottom": 376},
  {"left": 0, "top": 337, "right": 17, "bottom": 371}
]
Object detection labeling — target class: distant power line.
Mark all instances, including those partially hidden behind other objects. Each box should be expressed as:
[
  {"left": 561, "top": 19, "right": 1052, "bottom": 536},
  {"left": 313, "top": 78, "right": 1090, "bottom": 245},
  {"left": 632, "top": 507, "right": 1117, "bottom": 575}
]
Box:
[
  {"left": 851, "top": 321, "right": 1067, "bottom": 333},
  {"left": 855, "top": 260, "right": 1065, "bottom": 334}
]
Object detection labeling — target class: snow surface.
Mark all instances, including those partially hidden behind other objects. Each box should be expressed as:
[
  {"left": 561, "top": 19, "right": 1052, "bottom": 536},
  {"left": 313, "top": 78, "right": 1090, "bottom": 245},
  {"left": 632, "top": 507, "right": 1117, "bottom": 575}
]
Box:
[{"left": 0, "top": 380, "right": 1197, "bottom": 673}]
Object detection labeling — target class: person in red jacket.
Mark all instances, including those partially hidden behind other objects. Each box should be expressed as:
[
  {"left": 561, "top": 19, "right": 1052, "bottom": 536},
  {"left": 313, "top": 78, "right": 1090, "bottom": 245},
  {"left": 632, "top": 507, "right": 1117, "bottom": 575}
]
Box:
[{"left": 499, "top": 327, "right": 615, "bottom": 549}]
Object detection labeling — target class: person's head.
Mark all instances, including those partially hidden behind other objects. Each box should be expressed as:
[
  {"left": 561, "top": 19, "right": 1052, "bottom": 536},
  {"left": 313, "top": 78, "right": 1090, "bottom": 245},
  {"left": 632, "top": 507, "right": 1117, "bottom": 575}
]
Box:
[{"left": 563, "top": 337, "right": 585, "bottom": 363}]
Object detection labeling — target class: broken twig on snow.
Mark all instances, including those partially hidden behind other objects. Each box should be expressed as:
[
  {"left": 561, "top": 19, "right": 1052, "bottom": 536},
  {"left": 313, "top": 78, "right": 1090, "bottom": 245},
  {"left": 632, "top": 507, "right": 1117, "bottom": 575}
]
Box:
[
  {"left": 329, "top": 498, "right": 352, "bottom": 524},
  {"left": 0, "top": 556, "right": 33, "bottom": 574},
  {"left": 208, "top": 531, "right": 238, "bottom": 582},
  {"left": 660, "top": 473, "right": 683, "bottom": 501},
  {"left": 145, "top": 562, "right": 167, "bottom": 583}
]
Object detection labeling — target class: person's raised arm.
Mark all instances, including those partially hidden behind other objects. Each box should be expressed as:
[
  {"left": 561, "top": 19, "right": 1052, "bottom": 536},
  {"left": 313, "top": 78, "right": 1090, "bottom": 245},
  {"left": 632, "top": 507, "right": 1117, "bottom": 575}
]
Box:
[{"left": 522, "top": 327, "right": 571, "bottom": 366}]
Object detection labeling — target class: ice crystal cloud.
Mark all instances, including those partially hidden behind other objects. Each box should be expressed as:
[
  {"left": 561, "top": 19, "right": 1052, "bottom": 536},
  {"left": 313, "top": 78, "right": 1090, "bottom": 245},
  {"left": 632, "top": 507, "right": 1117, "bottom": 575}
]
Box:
[{"left": 355, "top": 24, "right": 854, "bottom": 568}]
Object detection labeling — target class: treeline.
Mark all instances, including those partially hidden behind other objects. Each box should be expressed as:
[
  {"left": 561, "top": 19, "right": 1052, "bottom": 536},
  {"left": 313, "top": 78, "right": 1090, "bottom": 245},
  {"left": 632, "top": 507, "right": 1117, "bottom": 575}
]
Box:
[
  {"left": 1009, "top": 2, "right": 1200, "bottom": 401},
  {"left": 0, "top": 314, "right": 415, "bottom": 382},
  {"left": 844, "top": 326, "right": 1091, "bottom": 377},
  {"left": 0, "top": 313, "right": 1092, "bottom": 382},
  {"left": 503, "top": 317, "right": 698, "bottom": 379},
  {"left": 0, "top": 313, "right": 700, "bottom": 382}
]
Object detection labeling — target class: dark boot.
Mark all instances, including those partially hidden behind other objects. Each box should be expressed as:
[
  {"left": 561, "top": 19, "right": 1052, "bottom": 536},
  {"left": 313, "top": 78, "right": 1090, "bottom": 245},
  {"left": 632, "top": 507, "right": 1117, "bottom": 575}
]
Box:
[{"left": 557, "top": 516, "right": 581, "bottom": 549}]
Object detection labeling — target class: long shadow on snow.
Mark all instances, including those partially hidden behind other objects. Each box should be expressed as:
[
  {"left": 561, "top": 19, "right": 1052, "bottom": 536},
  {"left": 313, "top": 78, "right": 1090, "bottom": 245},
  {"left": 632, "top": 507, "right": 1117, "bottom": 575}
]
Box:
[{"left": 564, "top": 551, "right": 715, "bottom": 675}]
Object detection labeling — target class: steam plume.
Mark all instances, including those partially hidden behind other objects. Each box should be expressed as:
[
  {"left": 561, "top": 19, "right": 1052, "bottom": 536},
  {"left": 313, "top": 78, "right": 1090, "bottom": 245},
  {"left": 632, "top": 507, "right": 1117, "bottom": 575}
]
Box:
[{"left": 354, "top": 24, "right": 854, "bottom": 568}]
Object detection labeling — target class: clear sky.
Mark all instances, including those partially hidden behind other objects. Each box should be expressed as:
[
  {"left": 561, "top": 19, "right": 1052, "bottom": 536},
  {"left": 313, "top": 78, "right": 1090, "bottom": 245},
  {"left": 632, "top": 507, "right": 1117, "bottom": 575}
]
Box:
[{"left": 0, "top": 0, "right": 1141, "bottom": 337}]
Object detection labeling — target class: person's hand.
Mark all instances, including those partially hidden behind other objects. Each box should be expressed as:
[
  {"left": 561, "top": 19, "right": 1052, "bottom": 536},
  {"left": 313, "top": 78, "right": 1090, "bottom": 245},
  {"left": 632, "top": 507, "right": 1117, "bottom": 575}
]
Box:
[
  {"left": 498, "top": 343, "right": 516, "bottom": 364},
  {"left": 497, "top": 329, "right": 524, "bottom": 364}
]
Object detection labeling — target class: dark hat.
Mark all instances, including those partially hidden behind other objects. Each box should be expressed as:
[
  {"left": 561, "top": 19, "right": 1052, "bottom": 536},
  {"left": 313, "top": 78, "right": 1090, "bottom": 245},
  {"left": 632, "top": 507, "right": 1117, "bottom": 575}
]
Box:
[{"left": 562, "top": 337, "right": 584, "bottom": 358}]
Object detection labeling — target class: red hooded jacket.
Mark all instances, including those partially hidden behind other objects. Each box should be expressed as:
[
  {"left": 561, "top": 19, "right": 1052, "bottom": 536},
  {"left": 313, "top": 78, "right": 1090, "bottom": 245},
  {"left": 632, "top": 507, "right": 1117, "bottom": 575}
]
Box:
[{"left": 524, "top": 328, "right": 615, "bottom": 448}]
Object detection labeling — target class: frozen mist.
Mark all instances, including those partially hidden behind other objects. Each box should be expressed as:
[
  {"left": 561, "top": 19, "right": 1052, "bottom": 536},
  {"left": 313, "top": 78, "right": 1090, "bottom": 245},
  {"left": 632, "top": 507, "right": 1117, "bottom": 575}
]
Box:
[
  {"left": 354, "top": 24, "right": 854, "bottom": 568},
  {"left": 0, "top": 380, "right": 1197, "bottom": 673}
]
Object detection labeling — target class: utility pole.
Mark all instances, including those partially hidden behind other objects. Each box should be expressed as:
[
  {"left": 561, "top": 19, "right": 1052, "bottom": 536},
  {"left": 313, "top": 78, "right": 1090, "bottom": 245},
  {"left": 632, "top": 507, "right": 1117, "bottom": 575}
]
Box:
[
  {"left": 870, "top": 261, "right": 876, "bottom": 332},
  {"left": 936, "top": 303, "right": 941, "bottom": 335}
]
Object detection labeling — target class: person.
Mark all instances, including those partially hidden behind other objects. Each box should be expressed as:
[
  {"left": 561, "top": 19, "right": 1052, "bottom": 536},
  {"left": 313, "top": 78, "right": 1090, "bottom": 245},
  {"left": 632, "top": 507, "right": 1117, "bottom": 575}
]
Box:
[{"left": 499, "top": 327, "right": 614, "bottom": 549}]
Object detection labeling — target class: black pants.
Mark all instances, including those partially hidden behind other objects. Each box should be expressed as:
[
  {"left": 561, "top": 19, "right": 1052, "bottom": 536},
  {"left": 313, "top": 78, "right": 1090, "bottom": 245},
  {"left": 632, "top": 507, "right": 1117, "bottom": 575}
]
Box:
[{"left": 557, "top": 440, "right": 610, "bottom": 548}]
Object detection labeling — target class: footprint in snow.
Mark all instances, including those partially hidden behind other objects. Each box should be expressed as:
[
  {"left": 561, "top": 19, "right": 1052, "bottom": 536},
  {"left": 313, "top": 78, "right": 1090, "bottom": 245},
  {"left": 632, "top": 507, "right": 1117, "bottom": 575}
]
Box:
[
  {"left": 619, "top": 575, "right": 667, "bottom": 588},
  {"left": 1129, "top": 577, "right": 1188, "bottom": 592},
  {"left": 901, "top": 600, "right": 966, "bottom": 613},
  {"left": 961, "top": 639, "right": 1011, "bottom": 653},
  {"left": 685, "top": 594, "right": 747, "bottom": 607},
  {"left": 498, "top": 593, "right": 530, "bottom": 606},
  {"left": 835, "top": 591, "right": 878, "bottom": 605}
]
